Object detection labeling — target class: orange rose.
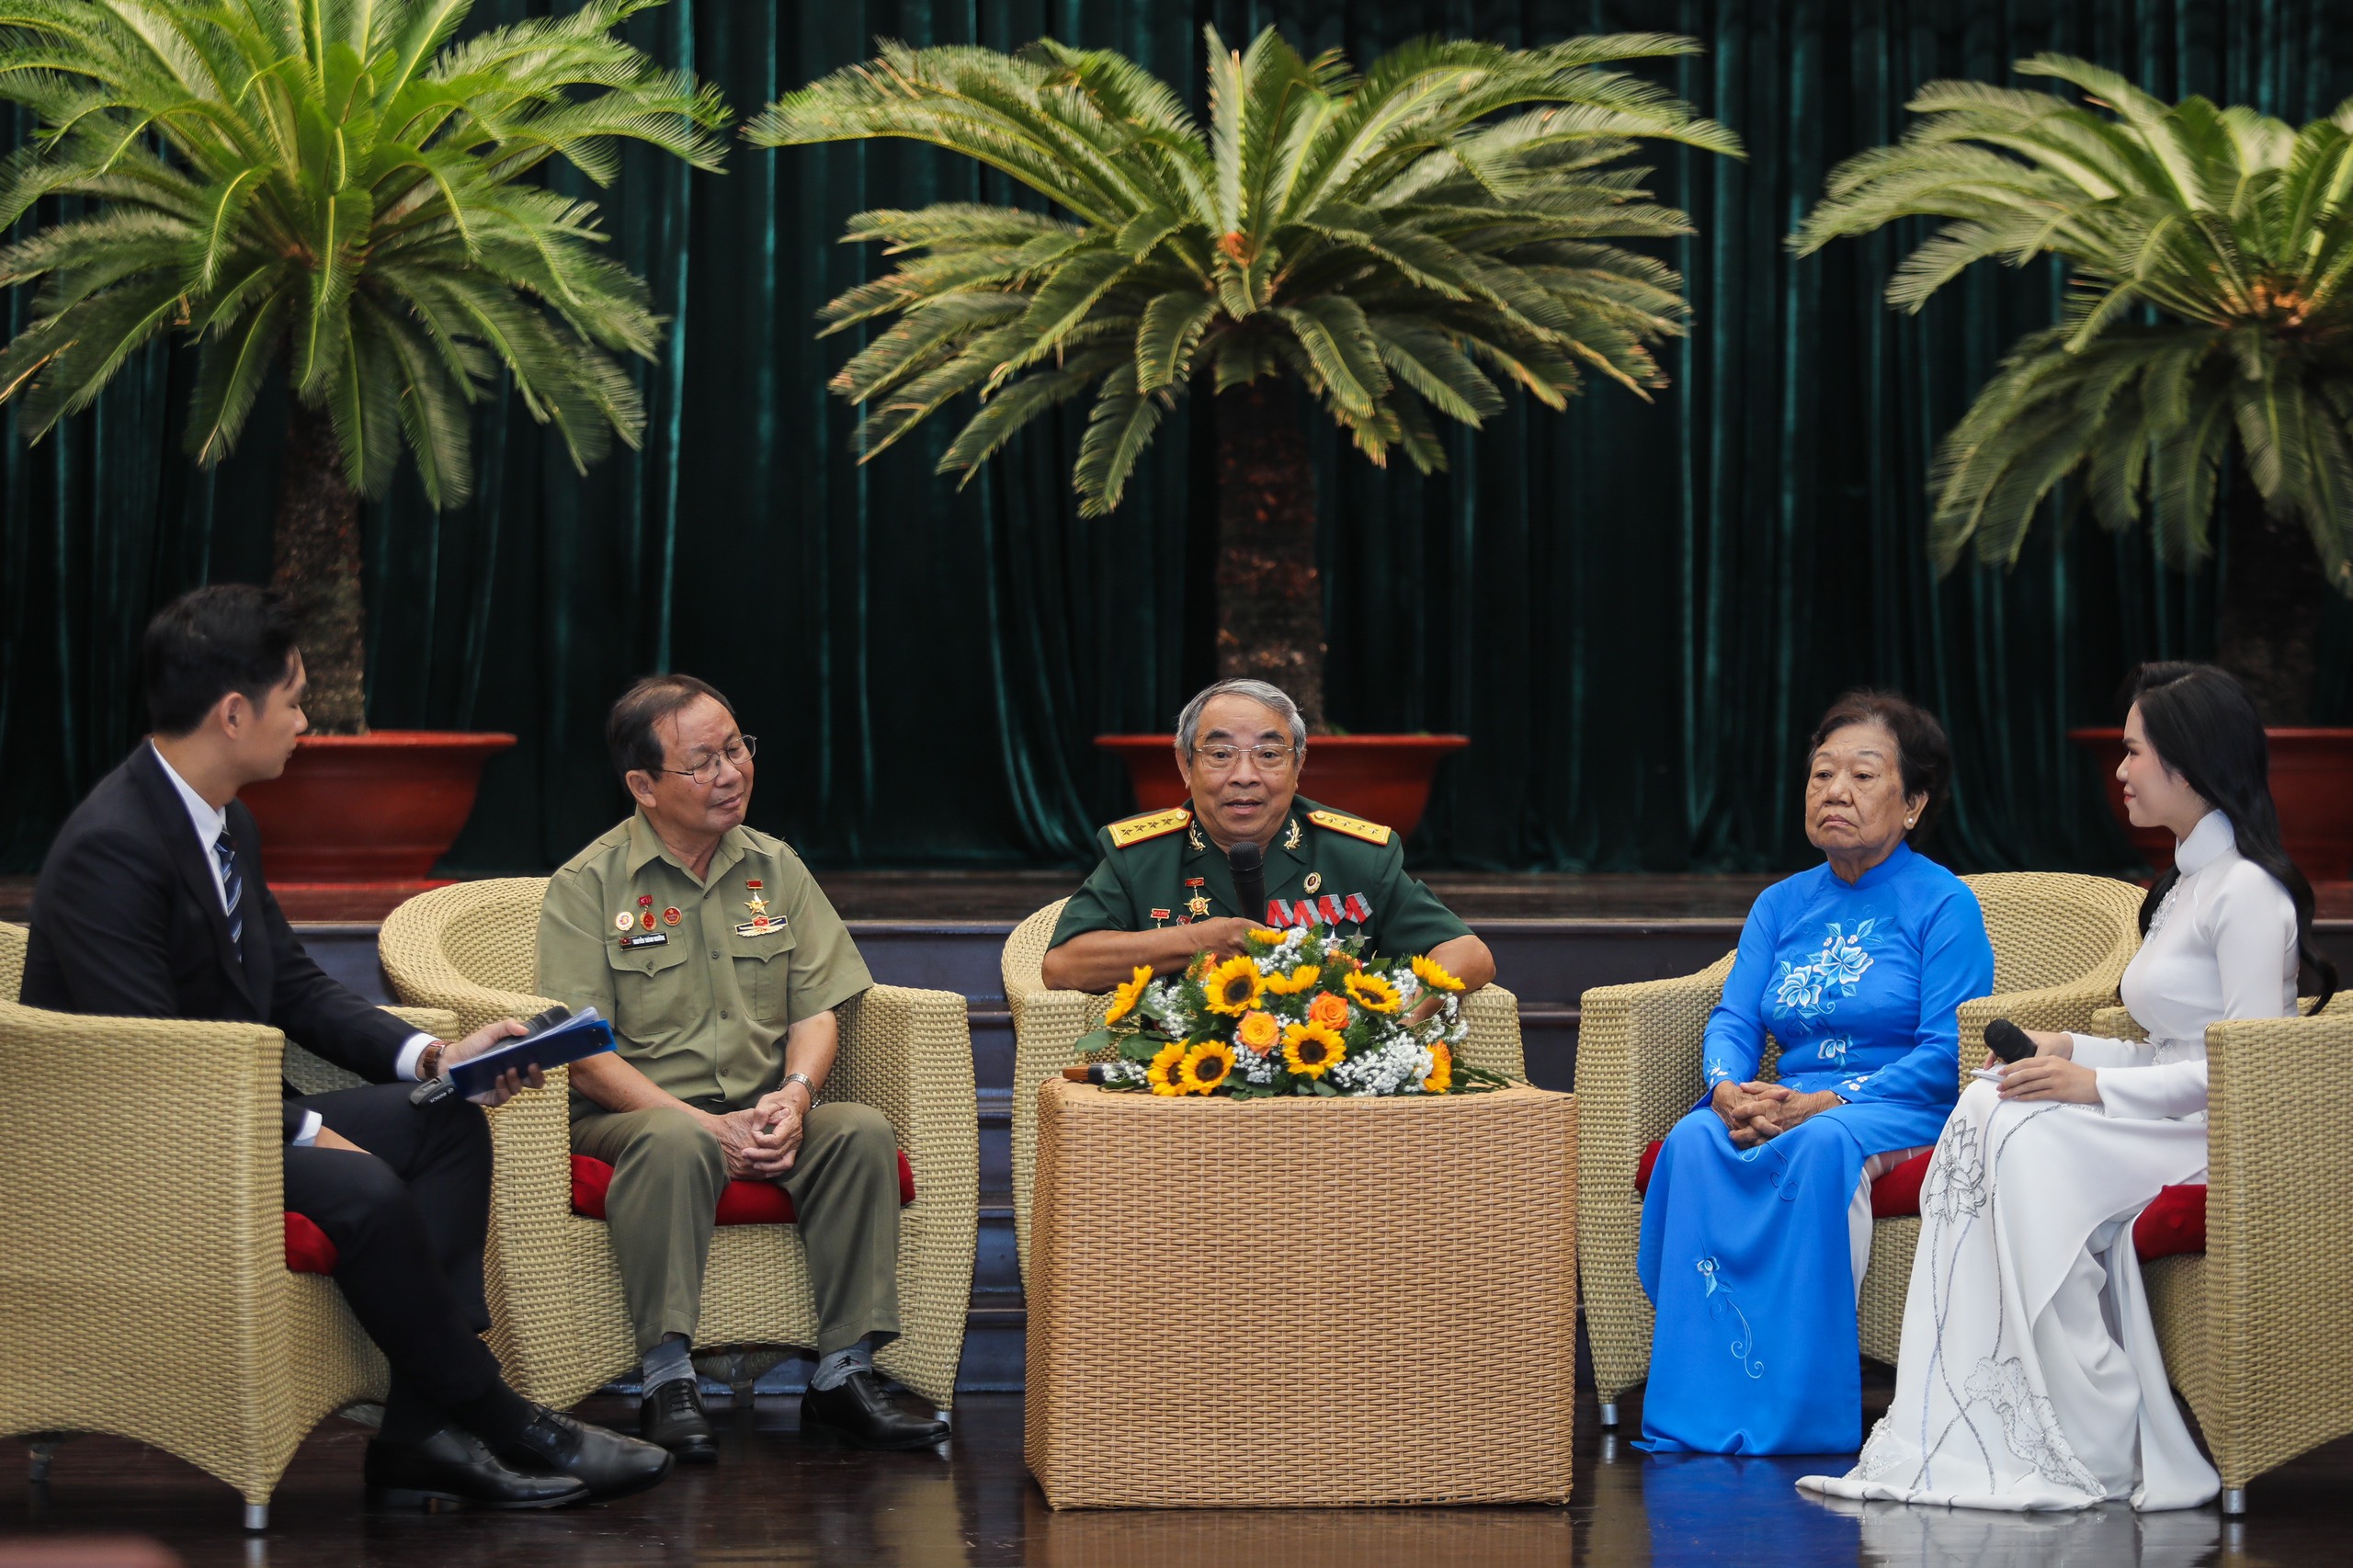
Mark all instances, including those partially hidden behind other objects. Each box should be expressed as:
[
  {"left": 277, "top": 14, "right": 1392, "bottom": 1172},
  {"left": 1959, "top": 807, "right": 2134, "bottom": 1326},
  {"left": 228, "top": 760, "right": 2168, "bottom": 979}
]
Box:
[
  {"left": 1237, "top": 1009, "right": 1281, "bottom": 1051},
  {"left": 1307, "top": 992, "right": 1351, "bottom": 1029}
]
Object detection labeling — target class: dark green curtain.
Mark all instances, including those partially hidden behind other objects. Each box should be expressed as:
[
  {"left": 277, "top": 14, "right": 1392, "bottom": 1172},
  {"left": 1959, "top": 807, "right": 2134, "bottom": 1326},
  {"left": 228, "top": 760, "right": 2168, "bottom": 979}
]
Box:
[{"left": 4, "top": 1, "right": 2348, "bottom": 876}]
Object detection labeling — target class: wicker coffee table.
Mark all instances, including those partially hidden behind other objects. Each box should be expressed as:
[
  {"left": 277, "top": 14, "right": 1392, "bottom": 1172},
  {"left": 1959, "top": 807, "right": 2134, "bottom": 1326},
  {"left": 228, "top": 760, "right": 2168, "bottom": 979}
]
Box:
[{"left": 1024, "top": 1080, "right": 1578, "bottom": 1509}]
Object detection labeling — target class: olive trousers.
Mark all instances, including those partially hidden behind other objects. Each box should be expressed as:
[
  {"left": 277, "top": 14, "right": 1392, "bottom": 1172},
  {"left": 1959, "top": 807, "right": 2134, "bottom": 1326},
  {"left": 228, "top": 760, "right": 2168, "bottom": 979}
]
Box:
[{"left": 571, "top": 1097, "right": 904, "bottom": 1358}]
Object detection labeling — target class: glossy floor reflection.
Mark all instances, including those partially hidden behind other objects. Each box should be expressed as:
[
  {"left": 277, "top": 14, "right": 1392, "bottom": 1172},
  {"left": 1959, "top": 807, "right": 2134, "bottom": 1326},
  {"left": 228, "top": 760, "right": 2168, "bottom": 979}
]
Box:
[{"left": 4, "top": 1377, "right": 2348, "bottom": 1567}]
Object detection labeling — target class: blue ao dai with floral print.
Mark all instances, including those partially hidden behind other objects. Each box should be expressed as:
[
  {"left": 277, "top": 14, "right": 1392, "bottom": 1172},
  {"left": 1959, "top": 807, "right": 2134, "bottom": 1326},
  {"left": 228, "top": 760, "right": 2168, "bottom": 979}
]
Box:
[{"left": 1635, "top": 841, "right": 1994, "bottom": 1455}]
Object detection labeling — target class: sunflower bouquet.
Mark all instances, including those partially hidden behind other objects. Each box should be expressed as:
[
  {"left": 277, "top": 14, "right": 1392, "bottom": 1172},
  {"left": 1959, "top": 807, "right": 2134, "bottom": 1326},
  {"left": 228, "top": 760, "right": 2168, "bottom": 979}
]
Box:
[{"left": 1069, "top": 926, "right": 1510, "bottom": 1099}]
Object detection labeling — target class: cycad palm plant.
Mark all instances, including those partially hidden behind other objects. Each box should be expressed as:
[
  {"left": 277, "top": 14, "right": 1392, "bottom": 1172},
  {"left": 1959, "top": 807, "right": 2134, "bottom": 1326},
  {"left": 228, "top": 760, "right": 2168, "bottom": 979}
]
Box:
[
  {"left": 0, "top": 0, "right": 729, "bottom": 730},
  {"left": 754, "top": 27, "right": 1740, "bottom": 728},
  {"left": 1794, "top": 56, "right": 2353, "bottom": 717}
]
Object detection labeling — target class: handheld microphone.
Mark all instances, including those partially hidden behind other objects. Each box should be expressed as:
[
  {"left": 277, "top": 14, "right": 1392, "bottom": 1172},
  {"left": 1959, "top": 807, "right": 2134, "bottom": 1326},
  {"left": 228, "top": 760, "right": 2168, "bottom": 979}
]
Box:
[{"left": 1229, "top": 839, "right": 1267, "bottom": 927}]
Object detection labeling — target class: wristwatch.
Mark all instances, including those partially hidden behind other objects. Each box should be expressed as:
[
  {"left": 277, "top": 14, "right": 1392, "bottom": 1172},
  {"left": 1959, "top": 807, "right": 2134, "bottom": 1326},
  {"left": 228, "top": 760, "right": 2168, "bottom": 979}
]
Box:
[
  {"left": 782, "top": 1071, "right": 818, "bottom": 1104},
  {"left": 420, "top": 1040, "right": 448, "bottom": 1080}
]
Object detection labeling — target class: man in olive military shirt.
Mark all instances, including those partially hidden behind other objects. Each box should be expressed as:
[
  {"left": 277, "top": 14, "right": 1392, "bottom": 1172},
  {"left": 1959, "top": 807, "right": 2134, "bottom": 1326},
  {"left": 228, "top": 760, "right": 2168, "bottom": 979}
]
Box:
[
  {"left": 538, "top": 676, "right": 947, "bottom": 1460},
  {"left": 1041, "top": 678, "right": 1496, "bottom": 996}
]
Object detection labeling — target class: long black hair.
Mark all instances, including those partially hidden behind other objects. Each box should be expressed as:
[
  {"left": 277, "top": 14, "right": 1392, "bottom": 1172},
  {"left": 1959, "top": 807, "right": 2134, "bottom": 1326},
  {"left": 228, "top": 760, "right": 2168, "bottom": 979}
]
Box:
[{"left": 2127, "top": 663, "right": 2338, "bottom": 1013}]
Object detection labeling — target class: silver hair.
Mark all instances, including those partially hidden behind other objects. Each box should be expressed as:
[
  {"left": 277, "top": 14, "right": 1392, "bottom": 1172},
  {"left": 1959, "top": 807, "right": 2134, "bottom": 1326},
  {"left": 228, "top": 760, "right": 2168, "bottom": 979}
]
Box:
[{"left": 1174, "top": 679, "right": 1308, "bottom": 756}]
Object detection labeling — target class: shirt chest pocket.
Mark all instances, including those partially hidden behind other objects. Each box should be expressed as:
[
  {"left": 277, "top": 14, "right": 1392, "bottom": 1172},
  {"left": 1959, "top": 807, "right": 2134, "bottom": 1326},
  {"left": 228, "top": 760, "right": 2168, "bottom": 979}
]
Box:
[
  {"left": 732, "top": 926, "right": 797, "bottom": 1025},
  {"left": 605, "top": 938, "right": 696, "bottom": 1044}
]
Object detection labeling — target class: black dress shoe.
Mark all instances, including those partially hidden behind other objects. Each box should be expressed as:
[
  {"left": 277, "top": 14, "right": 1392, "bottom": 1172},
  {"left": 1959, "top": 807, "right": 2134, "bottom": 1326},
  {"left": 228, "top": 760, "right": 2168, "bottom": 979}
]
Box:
[
  {"left": 364, "top": 1426, "right": 590, "bottom": 1511},
  {"left": 641, "top": 1378, "right": 717, "bottom": 1464},
  {"left": 801, "top": 1370, "right": 949, "bottom": 1451},
  {"left": 503, "top": 1406, "right": 674, "bottom": 1500}
]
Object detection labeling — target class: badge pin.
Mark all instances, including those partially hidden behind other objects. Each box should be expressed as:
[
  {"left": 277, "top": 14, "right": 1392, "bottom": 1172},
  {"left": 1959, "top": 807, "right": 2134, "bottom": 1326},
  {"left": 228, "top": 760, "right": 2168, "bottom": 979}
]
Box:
[
  {"left": 641, "top": 910, "right": 657, "bottom": 931},
  {"left": 663, "top": 906, "right": 682, "bottom": 926},
  {"left": 744, "top": 878, "right": 770, "bottom": 924},
  {"left": 1284, "top": 818, "right": 1303, "bottom": 850},
  {"left": 614, "top": 912, "right": 635, "bottom": 931},
  {"left": 637, "top": 893, "right": 654, "bottom": 908},
  {"left": 1303, "top": 871, "right": 1323, "bottom": 894},
  {"left": 1187, "top": 893, "right": 1212, "bottom": 918},
  {"left": 1150, "top": 907, "right": 1171, "bottom": 928},
  {"left": 1188, "top": 822, "right": 1206, "bottom": 851}
]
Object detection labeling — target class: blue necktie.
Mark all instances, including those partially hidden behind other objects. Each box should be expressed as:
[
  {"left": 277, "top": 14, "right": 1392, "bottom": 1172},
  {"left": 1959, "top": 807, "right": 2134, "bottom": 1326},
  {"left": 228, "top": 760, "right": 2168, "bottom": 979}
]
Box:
[{"left": 213, "top": 826, "right": 244, "bottom": 949}]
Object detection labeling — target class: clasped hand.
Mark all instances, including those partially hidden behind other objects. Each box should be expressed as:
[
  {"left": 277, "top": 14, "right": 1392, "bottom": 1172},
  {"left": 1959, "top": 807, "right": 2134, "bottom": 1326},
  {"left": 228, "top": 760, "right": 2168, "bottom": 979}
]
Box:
[
  {"left": 1711, "top": 1080, "right": 1842, "bottom": 1147},
  {"left": 703, "top": 1089, "right": 810, "bottom": 1181}
]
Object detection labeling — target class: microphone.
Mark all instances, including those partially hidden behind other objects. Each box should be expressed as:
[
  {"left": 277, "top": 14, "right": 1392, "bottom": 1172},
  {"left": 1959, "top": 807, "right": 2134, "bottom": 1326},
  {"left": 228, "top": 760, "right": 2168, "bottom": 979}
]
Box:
[{"left": 1229, "top": 839, "right": 1266, "bottom": 927}]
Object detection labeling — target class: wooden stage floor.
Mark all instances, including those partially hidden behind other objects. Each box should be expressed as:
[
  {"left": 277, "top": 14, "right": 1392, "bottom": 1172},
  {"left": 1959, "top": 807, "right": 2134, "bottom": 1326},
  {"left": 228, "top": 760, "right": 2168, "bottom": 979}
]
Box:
[{"left": 6, "top": 1366, "right": 2350, "bottom": 1566}]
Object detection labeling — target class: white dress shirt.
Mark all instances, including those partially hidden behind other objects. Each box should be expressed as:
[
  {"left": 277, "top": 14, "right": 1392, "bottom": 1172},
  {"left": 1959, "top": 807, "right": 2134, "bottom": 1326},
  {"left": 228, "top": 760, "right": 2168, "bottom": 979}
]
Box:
[
  {"left": 2068, "top": 809, "right": 2299, "bottom": 1120},
  {"left": 151, "top": 744, "right": 436, "bottom": 1145}
]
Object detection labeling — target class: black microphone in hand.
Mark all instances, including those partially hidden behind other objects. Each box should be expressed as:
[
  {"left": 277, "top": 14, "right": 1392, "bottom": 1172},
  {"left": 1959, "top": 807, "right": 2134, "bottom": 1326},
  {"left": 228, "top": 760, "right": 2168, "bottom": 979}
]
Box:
[
  {"left": 1229, "top": 838, "right": 1266, "bottom": 928},
  {"left": 1984, "top": 1017, "right": 2037, "bottom": 1064}
]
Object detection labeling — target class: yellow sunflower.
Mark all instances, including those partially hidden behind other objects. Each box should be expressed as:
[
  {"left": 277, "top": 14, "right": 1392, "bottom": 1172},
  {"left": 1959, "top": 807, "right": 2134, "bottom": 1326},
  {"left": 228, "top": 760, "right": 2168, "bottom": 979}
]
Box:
[
  {"left": 1202, "top": 955, "right": 1266, "bottom": 1016},
  {"left": 1422, "top": 1041, "right": 1454, "bottom": 1094},
  {"left": 1282, "top": 1021, "right": 1346, "bottom": 1078},
  {"left": 1260, "top": 962, "right": 1322, "bottom": 995},
  {"left": 1344, "top": 971, "right": 1403, "bottom": 1014},
  {"left": 1410, "top": 954, "right": 1467, "bottom": 994},
  {"left": 1245, "top": 927, "right": 1286, "bottom": 946},
  {"left": 1104, "top": 964, "right": 1154, "bottom": 1026},
  {"left": 1307, "top": 991, "right": 1351, "bottom": 1029},
  {"left": 1145, "top": 1041, "right": 1188, "bottom": 1096},
  {"left": 1236, "top": 1009, "right": 1281, "bottom": 1052},
  {"left": 1180, "top": 1040, "right": 1238, "bottom": 1094}
]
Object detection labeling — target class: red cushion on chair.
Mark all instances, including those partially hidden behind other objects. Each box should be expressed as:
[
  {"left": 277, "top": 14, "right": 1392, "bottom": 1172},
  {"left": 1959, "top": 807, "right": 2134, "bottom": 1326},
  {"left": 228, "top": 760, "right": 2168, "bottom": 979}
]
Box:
[
  {"left": 1870, "top": 1150, "right": 1936, "bottom": 1218},
  {"left": 1634, "top": 1139, "right": 1665, "bottom": 1194},
  {"left": 2131, "top": 1184, "right": 2207, "bottom": 1260},
  {"left": 285, "top": 1210, "right": 338, "bottom": 1274},
  {"left": 569, "top": 1149, "right": 915, "bottom": 1224}
]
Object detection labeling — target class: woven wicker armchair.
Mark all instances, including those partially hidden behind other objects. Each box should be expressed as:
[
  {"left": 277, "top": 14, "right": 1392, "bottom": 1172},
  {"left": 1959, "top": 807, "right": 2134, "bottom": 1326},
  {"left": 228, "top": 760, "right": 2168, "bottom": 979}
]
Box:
[
  {"left": 2079, "top": 994, "right": 2353, "bottom": 1512},
  {"left": 378, "top": 879, "right": 978, "bottom": 1413},
  {"left": 1575, "top": 871, "right": 2145, "bottom": 1428},
  {"left": 0, "top": 921, "right": 457, "bottom": 1530},
  {"left": 1001, "top": 898, "right": 1529, "bottom": 1285}
]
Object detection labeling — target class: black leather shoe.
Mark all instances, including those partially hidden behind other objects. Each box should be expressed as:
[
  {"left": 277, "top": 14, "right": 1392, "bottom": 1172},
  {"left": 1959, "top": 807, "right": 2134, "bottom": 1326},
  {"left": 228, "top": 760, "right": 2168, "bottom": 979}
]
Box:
[
  {"left": 641, "top": 1378, "right": 717, "bottom": 1463},
  {"left": 364, "top": 1426, "right": 590, "bottom": 1511},
  {"left": 503, "top": 1406, "right": 674, "bottom": 1500},
  {"left": 801, "top": 1370, "right": 949, "bottom": 1451}
]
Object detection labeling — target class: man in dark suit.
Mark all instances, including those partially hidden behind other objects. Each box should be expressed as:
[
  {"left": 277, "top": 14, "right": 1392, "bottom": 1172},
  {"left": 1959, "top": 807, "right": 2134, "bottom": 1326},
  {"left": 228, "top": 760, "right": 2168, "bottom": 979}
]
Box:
[{"left": 21, "top": 585, "right": 669, "bottom": 1512}]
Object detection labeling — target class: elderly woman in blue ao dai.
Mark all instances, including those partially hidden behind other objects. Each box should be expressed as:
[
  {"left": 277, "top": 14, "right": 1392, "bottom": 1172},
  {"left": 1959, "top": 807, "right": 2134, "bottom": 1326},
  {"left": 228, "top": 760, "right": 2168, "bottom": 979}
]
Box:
[{"left": 1636, "top": 691, "right": 1995, "bottom": 1455}]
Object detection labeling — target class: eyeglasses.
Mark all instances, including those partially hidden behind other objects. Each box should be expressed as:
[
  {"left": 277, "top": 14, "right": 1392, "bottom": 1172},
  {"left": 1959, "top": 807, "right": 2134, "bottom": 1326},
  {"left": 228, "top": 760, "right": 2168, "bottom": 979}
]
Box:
[
  {"left": 1190, "top": 744, "right": 1299, "bottom": 776},
  {"left": 658, "top": 735, "right": 757, "bottom": 787}
]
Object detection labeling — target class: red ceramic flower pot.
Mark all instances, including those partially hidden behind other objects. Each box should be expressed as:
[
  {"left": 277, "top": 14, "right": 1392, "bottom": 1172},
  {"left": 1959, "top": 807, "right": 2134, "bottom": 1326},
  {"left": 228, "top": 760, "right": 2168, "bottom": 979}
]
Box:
[
  {"left": 239, "top": 731, "right": 517, "bottom": 883},
  {"left": 2068, "top": 726, "right": 2353, "bottom": 881},
  {"left": 1094, "top": 733, "right": 1469, "bottom": 839}
]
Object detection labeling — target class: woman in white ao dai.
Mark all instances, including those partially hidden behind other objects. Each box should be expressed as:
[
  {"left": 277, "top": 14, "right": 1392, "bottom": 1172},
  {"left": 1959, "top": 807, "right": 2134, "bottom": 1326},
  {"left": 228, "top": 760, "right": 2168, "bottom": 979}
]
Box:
[{"left": 1801, "top": 664, "right": 2333, "bottom": 1514}]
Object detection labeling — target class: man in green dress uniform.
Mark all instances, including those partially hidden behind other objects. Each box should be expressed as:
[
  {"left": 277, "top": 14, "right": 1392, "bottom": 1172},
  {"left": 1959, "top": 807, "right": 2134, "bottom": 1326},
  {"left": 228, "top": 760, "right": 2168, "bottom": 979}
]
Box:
[
  {"left": 1041, "top": 678, "right": 1496, "bottom": 995},
  {"left": 537, "top": 676, "right": 948, "bottom": 1462}
]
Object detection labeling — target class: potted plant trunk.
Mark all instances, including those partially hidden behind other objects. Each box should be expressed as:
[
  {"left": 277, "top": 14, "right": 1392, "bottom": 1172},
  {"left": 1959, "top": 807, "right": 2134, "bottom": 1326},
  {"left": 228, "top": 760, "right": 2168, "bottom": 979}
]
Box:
[
  {"left": 1797, "top": 56, "right": 2353, "bottom": 880},
  {"left": 754, "top": 26, "right": 1740, "bottom": 835},
  {"left": 0, "top": 0, "right": 729, "bottom": 888}
]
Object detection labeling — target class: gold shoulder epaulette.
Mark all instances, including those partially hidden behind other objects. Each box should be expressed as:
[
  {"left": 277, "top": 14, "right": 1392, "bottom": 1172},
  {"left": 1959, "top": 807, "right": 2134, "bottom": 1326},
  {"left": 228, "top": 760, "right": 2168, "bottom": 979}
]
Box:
[
  {"left": 1307, "top": 808, "right": 1392, "bottom": 846},
  {"left": 1108, "top": 807, "right": 1192, "bottom": 848}
]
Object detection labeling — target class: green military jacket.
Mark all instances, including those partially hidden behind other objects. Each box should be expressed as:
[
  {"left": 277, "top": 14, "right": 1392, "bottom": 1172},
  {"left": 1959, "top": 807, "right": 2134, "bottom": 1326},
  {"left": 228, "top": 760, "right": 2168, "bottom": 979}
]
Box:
[
  {"left": 1048, "top": 793, "right": 1472, "bottom": 958},
  {"left": 537, "top": 812, "right": 872, "bottom": 1108}
]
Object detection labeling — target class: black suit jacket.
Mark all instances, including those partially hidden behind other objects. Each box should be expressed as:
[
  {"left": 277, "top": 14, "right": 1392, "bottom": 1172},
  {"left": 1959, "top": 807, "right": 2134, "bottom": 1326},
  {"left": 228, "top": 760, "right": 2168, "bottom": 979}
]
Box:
[{"left": 18, "top": 743, "right": 415, "bottom": 1141}]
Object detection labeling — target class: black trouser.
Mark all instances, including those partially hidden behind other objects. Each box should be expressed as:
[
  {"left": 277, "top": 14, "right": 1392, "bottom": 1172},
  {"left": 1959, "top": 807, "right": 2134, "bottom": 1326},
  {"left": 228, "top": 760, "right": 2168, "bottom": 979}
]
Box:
[{"left": 283, "top": 1083, "right": 508, "bottom": 1440}]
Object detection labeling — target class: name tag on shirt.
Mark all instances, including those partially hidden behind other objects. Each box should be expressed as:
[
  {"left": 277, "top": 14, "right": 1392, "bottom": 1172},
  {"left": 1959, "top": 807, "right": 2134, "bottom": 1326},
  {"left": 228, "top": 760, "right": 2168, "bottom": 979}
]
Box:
[{"left": 619, "top": 931, "right": 670, "bottom": 951}]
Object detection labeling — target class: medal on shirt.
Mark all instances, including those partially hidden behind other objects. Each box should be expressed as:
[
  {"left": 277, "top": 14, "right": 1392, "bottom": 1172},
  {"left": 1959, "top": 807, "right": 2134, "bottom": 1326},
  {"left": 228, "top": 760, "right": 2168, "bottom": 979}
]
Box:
[
  {"left": 663, "top": 906, "right": 682, "bottom": 926},
  {"left": 638, "top": 893, "right": 657, "bottom": 932},
  {"left": 1184, "top": 876, "right": 1211, "bottom": 920},
  {"left": 1150, "top": 908, "right": 1171, "bottom": 928},
  {"left": 736, "top": 878, "right": 788, "bottom": 938}
]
